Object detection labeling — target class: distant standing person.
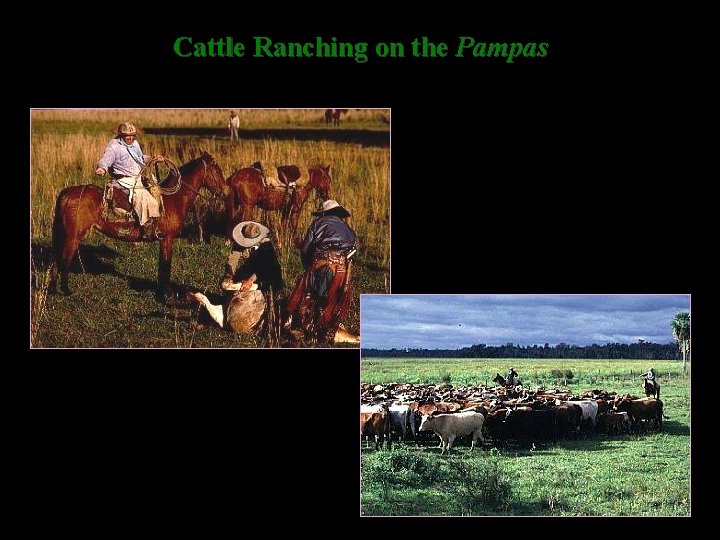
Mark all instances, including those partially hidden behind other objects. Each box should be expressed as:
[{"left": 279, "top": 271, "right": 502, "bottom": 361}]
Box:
[{"left": 228, "top": 111, "right": 240, "bottom": 140}]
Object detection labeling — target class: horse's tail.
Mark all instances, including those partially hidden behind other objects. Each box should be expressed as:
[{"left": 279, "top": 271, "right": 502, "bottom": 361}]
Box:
[
  {"left": 48, "top": 188, "right": 70, "bottom": 292},
  {"left": 51, "top": 189, "right": 67, "bottom": 253}
]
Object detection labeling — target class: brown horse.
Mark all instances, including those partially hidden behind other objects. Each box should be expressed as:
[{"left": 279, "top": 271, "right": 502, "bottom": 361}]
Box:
[
  {"left": 48, "top": 152, "right": 225, "bottom": 301},
  {"left": 643, "top": 379, "right": 660, "bottom": 400},
  {"left": 324, "top": 109, "right": 348, "bottom": 126},
  {"left": 224, "top": 164, "right": 331, "bottom": 241}
]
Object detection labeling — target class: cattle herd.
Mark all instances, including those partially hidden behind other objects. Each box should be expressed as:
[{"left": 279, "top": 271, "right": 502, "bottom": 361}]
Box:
[{"left": 360, "top": 382, "right": 669, "bottom": 454}]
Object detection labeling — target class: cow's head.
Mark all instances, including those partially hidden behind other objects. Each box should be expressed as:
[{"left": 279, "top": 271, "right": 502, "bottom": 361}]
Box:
[{"left": 418, "top": 414, "right": 433, "bottom": 432}]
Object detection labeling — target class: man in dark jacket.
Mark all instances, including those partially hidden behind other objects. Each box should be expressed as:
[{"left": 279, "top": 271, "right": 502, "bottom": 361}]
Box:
[{"left": 285, "top": 199, "right": 357, "bottom": 345}]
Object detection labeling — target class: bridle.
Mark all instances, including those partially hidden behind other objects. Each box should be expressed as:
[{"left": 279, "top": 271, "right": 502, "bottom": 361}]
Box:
[
  {"left": 176, "top": 156, "right": 226, "bottom": 202},
  {"left": 311, "top": 166, "right": 331, "bottom": 207}
]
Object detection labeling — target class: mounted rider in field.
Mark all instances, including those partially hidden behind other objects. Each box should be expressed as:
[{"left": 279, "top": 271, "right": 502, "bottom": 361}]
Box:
[
  {"left": 95, "top": 122, "right": 166, "bottom": 239},
  {"left": 642, "top": 368, "right": 658, "bottom": 392},
  {"left": 507, "top": 368, "right": 519, "bottom": 387}
]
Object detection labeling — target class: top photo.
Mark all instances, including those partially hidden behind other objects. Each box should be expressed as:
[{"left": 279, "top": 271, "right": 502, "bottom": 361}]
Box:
[{"left": 30, "top": 108, "right": 390, "bottom": 348}]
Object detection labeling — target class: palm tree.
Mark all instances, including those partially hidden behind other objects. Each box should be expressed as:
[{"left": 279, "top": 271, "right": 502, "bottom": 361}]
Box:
[{"left": 671, "top": 311, "right": 690, "bottom": 373}]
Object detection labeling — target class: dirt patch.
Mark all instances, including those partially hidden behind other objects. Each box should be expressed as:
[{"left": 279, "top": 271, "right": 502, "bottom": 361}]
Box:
[{"left": 144, "top": 127, "right": 389, "bottom": 147}]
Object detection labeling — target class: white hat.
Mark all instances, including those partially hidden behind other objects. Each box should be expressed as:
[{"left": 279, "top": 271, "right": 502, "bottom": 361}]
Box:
[
  {"left": 232, "top": 221, "right": 270, "bottom": 247},
  {"left": 312, "top": 199, "right": 350, "bottom": 218}
]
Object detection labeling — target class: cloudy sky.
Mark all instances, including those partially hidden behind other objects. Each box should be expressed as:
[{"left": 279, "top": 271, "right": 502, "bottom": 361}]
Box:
[{"left": 360, "top": 294, "right": 690, "bottom": 350}]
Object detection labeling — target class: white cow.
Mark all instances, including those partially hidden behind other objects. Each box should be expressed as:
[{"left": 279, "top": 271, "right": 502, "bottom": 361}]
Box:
[
  {"left": 418, "top": 411, "right": 485, "bottom": 454},
  {"left": 574, "top": 400, "right": 599, "bottom": 429}
]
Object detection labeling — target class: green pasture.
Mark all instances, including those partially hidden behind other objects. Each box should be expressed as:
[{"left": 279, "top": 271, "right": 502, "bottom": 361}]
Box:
[{"left": 360, "top": 358, "right": 691, "bottom": 516}]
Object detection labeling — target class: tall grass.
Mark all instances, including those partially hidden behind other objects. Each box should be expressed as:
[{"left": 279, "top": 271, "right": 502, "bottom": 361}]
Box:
[
  {"left": 30, "top": 110, "right": 389, "bottom": 347},
  {"left": 30, "top": 261, "right": 51, "bottom": 346},
  {"left": 31, "top": 124, "right": 389, "bottom": 270},
  {"left": 31, "top": 108, "right": 390, "bottom": 131}
]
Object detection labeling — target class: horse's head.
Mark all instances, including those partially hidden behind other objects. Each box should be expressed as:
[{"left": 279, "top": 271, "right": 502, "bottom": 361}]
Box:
[
  {"left": 309, "top": 164, "right": 331, "bottom": 200},
  {"left": 198, "top": 152, "right": 225, "bottom": 195}
]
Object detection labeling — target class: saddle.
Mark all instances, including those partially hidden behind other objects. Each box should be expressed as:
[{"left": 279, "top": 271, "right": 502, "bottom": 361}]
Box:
[
  {"left": 252, "top": 161, "right": 306, "bottom": 189},
  {"left": 101, "top": 175, "right": 164, "bottom": 223},
  {"left": 101, "top": 184, "right": 134, "bottom": 222}
]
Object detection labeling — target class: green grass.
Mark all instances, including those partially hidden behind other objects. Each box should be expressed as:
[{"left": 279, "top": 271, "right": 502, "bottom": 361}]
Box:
[
  {"left": 360, "top": 358, "right": 690, "bottom": 516},
  {"left": 31, "top": 233, "right": 385, "bottom": 347},
  {"left": 361, "top": 357, "right": 685, "bottom": 387}
]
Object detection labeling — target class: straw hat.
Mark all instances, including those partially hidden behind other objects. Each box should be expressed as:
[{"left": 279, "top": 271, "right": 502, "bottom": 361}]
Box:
[
  {"left": 312, "top": 199, "right": 351, "bottom": 218},
  {"left": 232, "top": 221, "right": 270, "bottom": 247},
  {"left": 116, "top": 122, "right": 138, "bottom": 136}
]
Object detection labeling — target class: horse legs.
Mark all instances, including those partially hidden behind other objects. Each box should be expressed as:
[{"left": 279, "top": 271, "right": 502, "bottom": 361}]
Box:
[
  {"left": 286, "top": 207, "right": 303, "bottom": 247},
  {"left": 156, "top": 236, "right": 174, "bottom": 303},
  {"left": 48, "top": 235, "right": 82, "bottom": 295}
]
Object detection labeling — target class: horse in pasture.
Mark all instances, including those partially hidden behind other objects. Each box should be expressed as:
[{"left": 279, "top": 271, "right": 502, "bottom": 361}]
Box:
[
  {"left": 324, "top": 109, "right": 348, "bottom": 126},
  {"left": 224, "top": 164, "right": 331, "bottom": 241},
  {"left": 643, "top": 378, "right": 660, "bottom": 400},
  {"left": 493, "top": 373, "right": 522, "bottom": 388},
  {"left": 492, "top": 373, "right": 507, "bottom": 386},
  {"left": 48, "top": 152, "right": 226, "bottom": 302}
]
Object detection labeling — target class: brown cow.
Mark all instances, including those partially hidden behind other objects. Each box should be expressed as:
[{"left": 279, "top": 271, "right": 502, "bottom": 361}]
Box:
[
  {"left": 598, "top": 411, "right": 632, "bottom": 434},
  {"left": 360, "top": 404, "right": 390, "bottom": 449},
  {"left": 552, "top": 402, "right": 582, "bottom": 436},
  {"left": 614, "top": 398, "right": 668, "bottom": 431}
]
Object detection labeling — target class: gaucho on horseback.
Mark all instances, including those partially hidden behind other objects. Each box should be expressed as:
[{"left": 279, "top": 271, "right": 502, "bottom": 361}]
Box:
[{"left": 95, "top": 122, "right": 166, "bottom": 239}]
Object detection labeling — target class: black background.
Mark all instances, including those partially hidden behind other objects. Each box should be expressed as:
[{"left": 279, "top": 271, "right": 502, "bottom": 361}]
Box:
[{"left": 23, "top": 11, "right": 701, "bottom": 529}]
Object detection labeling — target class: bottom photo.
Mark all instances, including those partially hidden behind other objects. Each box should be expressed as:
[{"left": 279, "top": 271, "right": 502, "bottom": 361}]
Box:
[{"left": 359, "top": 294, "right": 690, "bottom": 517}]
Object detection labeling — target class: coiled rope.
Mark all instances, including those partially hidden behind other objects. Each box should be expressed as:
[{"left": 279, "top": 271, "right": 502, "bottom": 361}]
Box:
[{"left": 144, "top": 157, "right": 182, "bottom": 195}]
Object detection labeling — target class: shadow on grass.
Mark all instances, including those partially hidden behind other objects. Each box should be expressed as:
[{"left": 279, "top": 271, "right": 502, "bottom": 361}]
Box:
[
  {"left": 31, "top": 241, "right": 121, "bottom": 276},
  {"left": 29, "top": 241, "right": 202, "bottom": 304},
  {"left": 383, "top": 426, "right": 688, "bottom": 457},
  {"left": 144, "top": 127, "right": 390, "bottom": 148}
]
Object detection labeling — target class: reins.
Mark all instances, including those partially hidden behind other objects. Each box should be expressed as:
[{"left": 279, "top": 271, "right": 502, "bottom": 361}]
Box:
[{"left": 146, "top": 156, "right": 224, "bottom": 202}]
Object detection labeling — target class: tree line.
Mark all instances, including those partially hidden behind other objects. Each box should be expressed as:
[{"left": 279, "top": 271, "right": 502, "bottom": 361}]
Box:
[{"left": 362, "top": 341, "right": 681, "bottom": 359}]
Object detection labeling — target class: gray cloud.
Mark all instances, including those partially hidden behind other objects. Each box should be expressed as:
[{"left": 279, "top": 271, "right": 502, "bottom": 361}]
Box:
[{"left": 360, "top": 294, "right": 690, "bottom": 349}]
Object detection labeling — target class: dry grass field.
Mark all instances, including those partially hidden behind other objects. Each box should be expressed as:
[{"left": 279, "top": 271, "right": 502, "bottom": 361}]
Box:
[{"left": 30, "top": 109, "right": 389, "bottom": 347}]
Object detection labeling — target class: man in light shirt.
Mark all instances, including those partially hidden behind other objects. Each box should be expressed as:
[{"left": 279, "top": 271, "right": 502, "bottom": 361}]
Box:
[{"left": 95, "top": 122, "right": 165, "bottom": 239}]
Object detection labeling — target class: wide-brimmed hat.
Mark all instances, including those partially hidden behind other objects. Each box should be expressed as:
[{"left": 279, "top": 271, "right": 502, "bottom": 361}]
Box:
[
  {"left": 312, "top": 199, "right": 351, "bottom": 218},
  {"left": 232, "top": 221, "right": 270, "bottom": 247},
  {"left": 116, "top": 122, "right": 138, "bottom": 136}
]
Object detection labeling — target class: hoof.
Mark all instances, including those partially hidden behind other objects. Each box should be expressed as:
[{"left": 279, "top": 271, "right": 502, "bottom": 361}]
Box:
[{"left": 156, "top": 284, "right": 176, "bottom": 304}]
